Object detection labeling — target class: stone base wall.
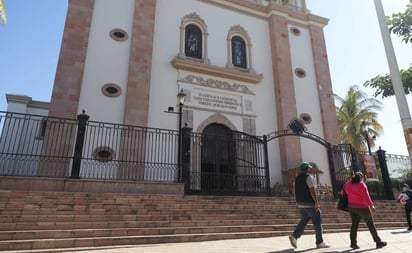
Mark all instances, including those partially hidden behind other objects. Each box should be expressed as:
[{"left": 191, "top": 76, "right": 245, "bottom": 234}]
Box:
[{"left": 0, "top": 177, "right": 184, "bottom": 195}]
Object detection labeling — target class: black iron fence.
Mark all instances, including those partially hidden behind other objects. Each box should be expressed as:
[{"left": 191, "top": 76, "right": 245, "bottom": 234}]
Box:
[
  {"left": 0, "top": 112, "right": 77, "bottom": 177},
  {"left": 0, "top": 111, "right": 405, "bottom": 198},
  {"left": 0, "top": 111, "right": 180, "bottom": 181},
  {"left": 329, "top": 145, "right": 396, "bottom": 200},
  {"left": 0, "top": 111, "right": 270, "bottom": 195}
]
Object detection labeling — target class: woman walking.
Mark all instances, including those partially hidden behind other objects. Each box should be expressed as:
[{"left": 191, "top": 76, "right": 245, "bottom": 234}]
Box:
[{"left": 343, "top": 172, "right": 387, "bottom": 249}]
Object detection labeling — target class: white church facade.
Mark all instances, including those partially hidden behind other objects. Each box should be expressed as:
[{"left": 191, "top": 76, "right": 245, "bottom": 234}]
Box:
[{"left": 2, "top": 0, "right": 340, "bottom": 194}]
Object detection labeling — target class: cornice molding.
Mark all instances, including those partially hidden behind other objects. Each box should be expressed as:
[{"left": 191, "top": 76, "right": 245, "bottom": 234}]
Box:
[
  {"left": 6, "top": 94, "right": 50, "bottom": 110},
  {"left": 307, "top": 13, "right": 329, "bottom": 28},
  {"left": 171, "top": 57, "right": 263, "bottom": 84},
  {"left": 200, "top": 0, "right": 329, "bottom": 28}
]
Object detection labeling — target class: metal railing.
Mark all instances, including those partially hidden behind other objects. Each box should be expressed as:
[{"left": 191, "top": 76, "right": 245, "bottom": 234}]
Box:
[
  {"left": 2, "top": 111, "right": 407, "bottom": 197},
  {"left": 184, "top": 130, "right": 269, "bottom": 194},
  {"left": 0, "top": 111, "right": 270, "bottom": 195},
  {"left": 0, "top": 111, "right": 180, "bottom": 182},
  {"left": 385, "top": 153, "right": 411, "bottom": 177},
  {"left": 0, "top": 112, "right": 77, "bottom": 177}
]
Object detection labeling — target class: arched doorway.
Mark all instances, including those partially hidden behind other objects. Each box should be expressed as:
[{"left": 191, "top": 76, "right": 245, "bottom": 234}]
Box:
[{"left": 201, "top": 123, "right": 236, "bottom": 192}]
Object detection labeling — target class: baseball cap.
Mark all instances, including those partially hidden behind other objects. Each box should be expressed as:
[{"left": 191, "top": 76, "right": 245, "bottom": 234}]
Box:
[{"left": 300, "top": 162, "right": 313, "bottom": 170}]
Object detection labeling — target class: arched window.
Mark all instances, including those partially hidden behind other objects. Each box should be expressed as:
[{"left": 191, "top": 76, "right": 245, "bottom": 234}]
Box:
[
  {"left": 179, "top": 13, "right": 209, "bottom": 63},
  {"left": 226, "top": 25, "right": 254, "bottom": 73},
  {"left": 185, "top": 24, "right": 202, "bottom": 59},
  {"left": 231, "top": 36, "right": 247, "bottom": 69}
]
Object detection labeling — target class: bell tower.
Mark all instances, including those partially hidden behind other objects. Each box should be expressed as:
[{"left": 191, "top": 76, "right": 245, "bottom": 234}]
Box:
[{"left": 49, "top": 0, "right": 157, "bottom": 128}]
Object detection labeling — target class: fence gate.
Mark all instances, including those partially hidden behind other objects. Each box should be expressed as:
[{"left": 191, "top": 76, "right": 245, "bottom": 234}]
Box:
[
  {"left": 185, "top": 125, "right": 269, "bottom": 195},
  {"left": 265, "top": 119, "right": 360, "bottom": 198},
  {"left": 231, "top": 130, "right": 269, "bottom": 194},
  {"left": 328, "top": 144, "right": 356, "bottom": 197}
]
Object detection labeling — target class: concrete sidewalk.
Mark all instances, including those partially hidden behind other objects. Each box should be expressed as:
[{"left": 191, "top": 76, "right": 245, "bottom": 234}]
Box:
[{"left": 60, "top": 228, "right": 411, "bottom": 253}]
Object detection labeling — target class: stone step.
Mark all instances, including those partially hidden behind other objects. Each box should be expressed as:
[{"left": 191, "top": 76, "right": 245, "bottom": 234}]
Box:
[
  {"left": 0, "top": 211, "right": 402, "bottom": 226},
  {"left": 0, "top": 190, "right": 406, "bottom": 251},
  {"left": 0, "top": 223, "right": 404, "bottom": 251},
  {"left": 0, "top": 200, "right": 400, "bottom": 211},
  {"left": 0, "top": 211, "right": 400, "bottom": 224},
  {"left": 0, "top": 211, "right": 403, "bottom": 233},
  {"left": 0, "top": 217, "right": 403, "bottom": 234},
  {"left": 0, "top": 221, "right": 405, "bottom": 241}
]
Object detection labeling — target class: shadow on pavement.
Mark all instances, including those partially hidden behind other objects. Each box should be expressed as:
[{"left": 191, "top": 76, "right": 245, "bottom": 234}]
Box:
[
  {"left": 267, "top": 247, "right": 376, "bottom": 253},
  {"left": 391, "top": 230, "right": 410, "bottom": 234}
]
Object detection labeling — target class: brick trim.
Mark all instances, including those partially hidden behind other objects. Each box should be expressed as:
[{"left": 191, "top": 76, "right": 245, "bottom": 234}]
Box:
[
  {"left": 309, "top": 25, "right": 340, "bottom": 144},
  {"left": 48, "top": 0, "right": 94, "bottom": 119},
  {"left": 123, "top": 0, "right": 157, "bottom": 126},
  {"left": 269, "top": 14, "right": 302, "bottom": 171}
]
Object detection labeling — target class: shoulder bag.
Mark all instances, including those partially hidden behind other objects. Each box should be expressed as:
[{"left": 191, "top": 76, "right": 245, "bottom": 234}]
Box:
[{"left": 337, "top": 190, "right": 348, "bottom": 212}]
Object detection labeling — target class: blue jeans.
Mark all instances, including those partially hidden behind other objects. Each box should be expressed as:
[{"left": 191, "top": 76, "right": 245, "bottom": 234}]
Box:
[{"left": 292, "top": 207, "right": 324, "bottom": 244}]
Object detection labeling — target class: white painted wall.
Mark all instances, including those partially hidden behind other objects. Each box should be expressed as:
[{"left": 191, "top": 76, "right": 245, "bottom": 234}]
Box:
[
  {"left": 149, "top": 0, "right": 276, "bottom": 131},
  {"left": 149, "top": 0, "right": 283, "bottom": 186},
  {"left": 77, "top": 0, "right": 134, "bottom": 123},
  {"left": 289, "top": 24, "right": 331, "bottom": 183},
  {"left": 5, "top": 94, "right": 49, "bottom": 116},
  {"left": 75, "top": 0, "right": 135, "bottom": 177}
]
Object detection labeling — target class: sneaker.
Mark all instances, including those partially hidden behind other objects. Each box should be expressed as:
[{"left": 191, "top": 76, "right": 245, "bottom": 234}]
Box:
[
  {"left": 350, "top": 244, "right": 360, "bottom": 249},
  {"left": 316, "top": 242, "right": 330, "bottom": 248},
  {"left": 408, "top": 226, "right": 412, "bottom": 231},
  {"left": 376, "top": 241, "right": 387, "bottom": 249},
  {"left": 289, "top": 235, "right": 297, "bottom": 248}
]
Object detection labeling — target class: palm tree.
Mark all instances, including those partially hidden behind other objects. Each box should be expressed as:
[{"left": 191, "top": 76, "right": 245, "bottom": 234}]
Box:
[
  {"left": 0, "top": 0, "right": 6, "bottom": 25},
  {"left": 335, "top": 85, "right": 383, "bottom": 152}
]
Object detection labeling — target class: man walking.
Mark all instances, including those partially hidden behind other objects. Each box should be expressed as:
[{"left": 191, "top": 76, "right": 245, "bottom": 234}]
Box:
[
  {"left": 289, "top": 162, "right": 330, "bottom": 249},
  {"left": 397, "top": 183, "right": 412, "bottom": 231}
]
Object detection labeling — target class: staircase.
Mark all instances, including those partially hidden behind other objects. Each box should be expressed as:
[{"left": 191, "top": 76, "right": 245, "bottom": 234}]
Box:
[{"left": 0, "top": 190, "right": 407, "bottom": 251}]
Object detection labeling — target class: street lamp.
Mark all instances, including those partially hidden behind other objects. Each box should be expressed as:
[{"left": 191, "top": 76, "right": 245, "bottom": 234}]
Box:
[
  {"left": 361, "top": 121, "right": 376, "bottom": 155},
  {"left": 165, "top": 89, "right": 186, "bottom": 182},
  {"left": 177, "top": 89, "right": 186, "bottom": 107},
  {"left": 177, "top": 89, "right": 186, "bottom": 181},
  {"left": 364, "top": 130, "right": 372, "bottom": 155}
]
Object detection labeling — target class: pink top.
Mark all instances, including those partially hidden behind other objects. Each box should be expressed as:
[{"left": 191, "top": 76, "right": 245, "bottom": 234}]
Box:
[{"left": 343, "top": 181, "right": 374, "bottom": 208}]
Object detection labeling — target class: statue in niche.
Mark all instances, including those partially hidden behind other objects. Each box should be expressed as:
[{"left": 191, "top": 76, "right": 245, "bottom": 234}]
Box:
[
  {"left": 185, "top": 25, "right": 202, "bottom": 59},
  {"left": 188, "top": 33, "right": 198, "bottom": 53}
]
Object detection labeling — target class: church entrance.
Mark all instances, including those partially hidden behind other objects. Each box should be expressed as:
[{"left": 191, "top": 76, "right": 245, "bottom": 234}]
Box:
[
  {"left": 201, "top": 123, "right": 236, "bottom": 192},
  {"left": 183, "top": 123, "right": 269, "bottom": 196}
]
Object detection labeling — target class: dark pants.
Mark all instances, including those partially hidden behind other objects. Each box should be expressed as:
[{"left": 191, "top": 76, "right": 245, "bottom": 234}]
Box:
[
  {"left": 405, "top": 204, "right": 412, "bottom": 227},
  {"left": 348, "top": 207, "right": 381, "bottom": 245}
]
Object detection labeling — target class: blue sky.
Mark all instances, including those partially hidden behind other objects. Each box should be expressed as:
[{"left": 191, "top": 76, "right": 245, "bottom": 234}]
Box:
[
  {"left": 0, "top": 0, "right": 67, "bottom": 106},
  {"left": 0, "top": 0, "right": 411, "bottom": 155},
  {"left": 309, "top": 0, "right": 411, "bottom": 155}
]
